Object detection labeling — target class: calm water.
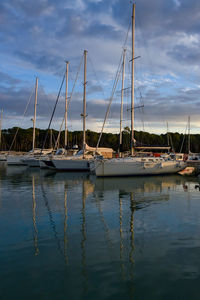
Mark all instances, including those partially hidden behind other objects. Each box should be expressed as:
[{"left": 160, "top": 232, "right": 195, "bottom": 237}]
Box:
[{"left": 1, "top": 162, "right": 200, "bottom": 299}]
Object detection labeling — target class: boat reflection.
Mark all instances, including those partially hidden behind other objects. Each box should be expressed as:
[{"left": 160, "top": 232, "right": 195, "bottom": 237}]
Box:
[
  {"left": 91, "top": 175, "right": 200, "bottom": 209},
  {"left": 92, "top": 175, "right": 185, "bottom": 193},
  {"left": 92, "top": 175, "right": 173, "bottom": 210}
]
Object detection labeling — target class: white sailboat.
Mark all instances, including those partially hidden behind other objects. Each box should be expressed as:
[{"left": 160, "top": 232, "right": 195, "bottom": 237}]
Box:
[
  {"left": 94, "top": 155, "right": 185, "bottom": 177},
  {"left": 50, "top": 50, "right": 99, "bottom": 171},
  {"left": 93, "top": 3, "right": 186, "bottom": 177},
  {"left": 7, "top": 77, "right": 39, "bottom": 166},
  {"left": 22, "top": 148, "right": 53, "bottom": 167},
  {"left": 25, "top": 61, "right": 70, "bottom": 168}
]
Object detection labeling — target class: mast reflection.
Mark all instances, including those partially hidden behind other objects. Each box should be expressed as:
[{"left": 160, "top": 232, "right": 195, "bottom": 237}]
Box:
[
  {"left": 129, "top": 192, "right": 135, "bottom": 296},
  {"left": 119, "top": 195, "right": 125, "bottom": 280},
  {"left": 40, "top": 180, "right": 63, "bottom": 256},
  {"left": 81, "top": 180, "right": 89, "bottom": 294},
  {"left": 64, "top": 183, "right": 68, "bottom": 265},
  {"left": 32, "top": 175, "right": 39, "bottom": 256},
  {"left": 94, "top": 191, "right": 114, "bottom": 255}
]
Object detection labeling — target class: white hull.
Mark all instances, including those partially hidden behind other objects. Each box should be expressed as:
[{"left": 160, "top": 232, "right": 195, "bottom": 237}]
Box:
[
  {"left": 52, "top": 157, "right": 91, "bottom": 171},
  {"left": 7, "top": 155, "right": 27, "bottom": 165},
  {"left": 94, "top": 158, "right": 186, "bottom": 177},
  {"left": 0, "top": 154, "right": 6, "bottom": 161}
]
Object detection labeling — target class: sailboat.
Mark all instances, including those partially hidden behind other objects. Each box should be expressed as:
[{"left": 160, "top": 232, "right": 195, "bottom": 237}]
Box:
[
  {"left": 7, "top": 78, "right": 52, "bottom": 166},
  {"left": 7, "top": 78, "right": 39, "bottom": 165},
  {"left": 48, "top": 50, "right": 113, "bottom": 171},
  {"left": 93, "top": 3, "right": 186, "bottom": 177},
  {"left": 47, "top": 51, "right": 91, "bottom": 171}
]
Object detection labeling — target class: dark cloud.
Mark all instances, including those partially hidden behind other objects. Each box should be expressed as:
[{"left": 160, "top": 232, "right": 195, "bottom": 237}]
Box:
[
  {"left": 168, "top": 44, "right": 200, "bottom": 65},
  {"left": 0, "top": 72, "right": 21, "bottom": 85},
  {"left": 14, "top": 50, "right": 64, "bottom": 75},
  {"left": 0, "top": 84, "right": 55, "bottom": 118},
  {"left": 139, "top": 86, "right": 200, "bottom": 123}
]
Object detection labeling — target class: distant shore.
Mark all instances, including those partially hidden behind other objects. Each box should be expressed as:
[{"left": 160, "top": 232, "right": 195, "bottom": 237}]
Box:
[{"left": 0, "top": 127, "right": 199, "bottom": 153}]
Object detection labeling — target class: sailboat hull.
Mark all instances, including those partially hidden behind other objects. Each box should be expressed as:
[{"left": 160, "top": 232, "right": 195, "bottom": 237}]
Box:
[
  {"left": 0, "top": 154, "right": 6, "bottom": 161},
  {"left": 94, "top": 158, "right": 186, "bottom": 177},
  {"left": 51, "top": 157, "right": 91, "bottom": 171},
  {"left": 22, "top": 158, "right": 40, "bottom": 167},
  {"left": 7, "top": 155, "right": 27, "bottom": 166}
]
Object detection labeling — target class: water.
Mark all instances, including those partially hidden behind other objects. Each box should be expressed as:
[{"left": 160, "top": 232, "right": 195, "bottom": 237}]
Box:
[{"left": 1, "top": 162, "right": 200, "bottom": 299}]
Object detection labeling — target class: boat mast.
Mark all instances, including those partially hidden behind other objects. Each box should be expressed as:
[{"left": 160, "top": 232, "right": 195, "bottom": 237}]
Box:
[
  {"left": 166, "top": 121, "right": 170, "bottom": 147},
  {"left": 120, "top": 48, "right": 126, "bottom": 155},
  {"left": 188, "top": 115, "right": 190, "bottom": 153},
  {"left": 131, "top": 3, "right": 135, "bottom": 156},
  {"left": 82, "top": 50, "right": 87, "bottom": 158},
  {"left": 32, "top": 77, "right": 38, "bottom": 153},
  {"left": 0, "top": 109, "right": 3, "bottom": 148},
  {"left": 65, "top": 61, "right": 69, "bottom": 149}
]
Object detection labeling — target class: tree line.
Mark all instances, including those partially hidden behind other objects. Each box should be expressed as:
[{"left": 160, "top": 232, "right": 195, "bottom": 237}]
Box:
[{"left": 0, "top": 127, "right": 199, "bottom": 153}]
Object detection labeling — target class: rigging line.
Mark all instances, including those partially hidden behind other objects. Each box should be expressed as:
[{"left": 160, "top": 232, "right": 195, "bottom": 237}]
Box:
[
  {"left": 41, "top": 73, "right": 65, "bottom": 153},
  {"left": 139, "top": 92, "right": 145, "bottom": 131},
  {"left": 9, "top": 87, "right": 34, "bottom": 152},
  {"left": 54, "top": 55, "right": 84, "bottom": 150},
  {"left": 36, "top": 78, "right": 54, "bottom": 114},
  {"left": 51, "top": 131, "right": 56, "bottom": 147},
  {"left": 54, "top": 117, "right": 64, "bottom": 150},
  {"left": 88, "top": 55, "right": 106, "bottom": 100},
  {"left": 94, "top": 20, "right": 131, "bottom": 138},
  {"left": 123, "top": 20, "right": 131, "bottom": 49},
  {"left": 134, "top": 92, "right": 145, "bottom": 132},
  {"left": 94, "top": 20, "right": 130, "bottom": 139},
  {"left": 68, "top": 54, "right": 84, "bottom": 108},
  {"left": 96, "top": 51, "right": 124, "bottom": 149}
]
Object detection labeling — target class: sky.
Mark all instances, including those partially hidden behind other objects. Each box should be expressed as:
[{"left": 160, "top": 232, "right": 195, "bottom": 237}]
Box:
[{"left": 1, "top": 0, "right": 200, "bottom": 134}]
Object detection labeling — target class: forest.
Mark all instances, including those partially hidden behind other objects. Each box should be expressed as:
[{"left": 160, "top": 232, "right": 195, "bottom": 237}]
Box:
[{"left": 0, "top": 126, "right": 199, "bottom": 153}]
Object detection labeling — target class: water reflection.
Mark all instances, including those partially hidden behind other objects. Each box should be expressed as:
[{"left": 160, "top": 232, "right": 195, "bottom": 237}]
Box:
[
  {"left": 32, "top": 175, "right": 39, "bottom": 256},
  {"left": 81, "top": 181, "right": 89, "bottom": 294},
  {"left": 119, "top": 195, "right": 125, "bottom": 281},
  {"left": 64, "top": 183, "right": 68, "bottom": 265},
  {"left": 2, "top": 165, "right": 200, "bottom": 299},
  {"left": 93, "top": 175, "right": 183, "bottom": 192},
  {"left": 40, "top": 178, "right": 63, "bottom": 257}
]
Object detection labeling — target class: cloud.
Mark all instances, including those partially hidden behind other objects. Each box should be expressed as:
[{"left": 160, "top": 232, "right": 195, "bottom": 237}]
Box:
[
  {"left": 0, "top": 72, "right": 21, "bottom": 85},
  {"left": 14, "top": 50, "right": 64, "bottom": 75},
  {"left": 1, "top": 0, "right": 200, "bottom": 134}
]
